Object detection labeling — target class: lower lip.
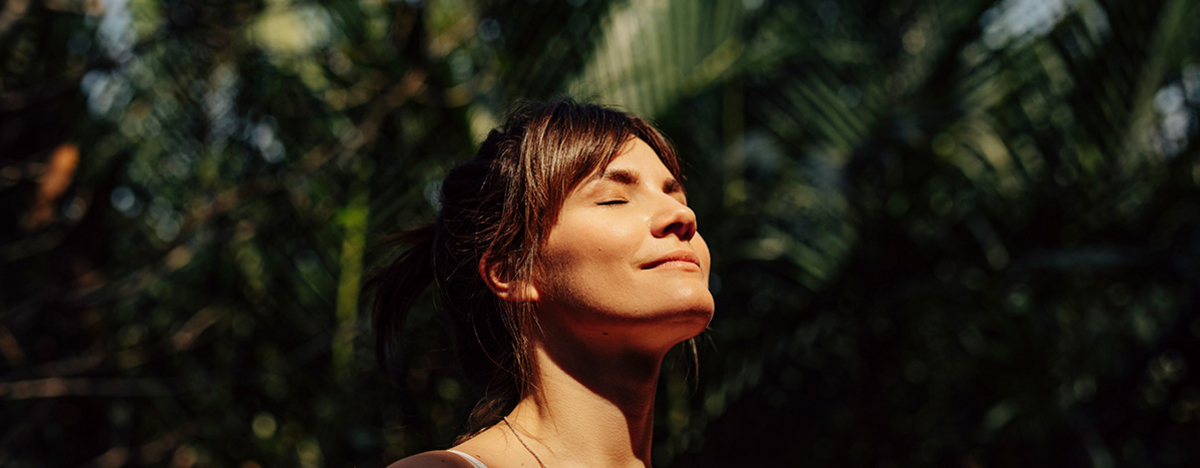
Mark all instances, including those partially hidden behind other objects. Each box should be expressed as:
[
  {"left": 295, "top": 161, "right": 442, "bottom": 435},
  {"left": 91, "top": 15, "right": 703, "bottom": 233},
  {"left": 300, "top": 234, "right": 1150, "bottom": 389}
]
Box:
[{"left": 648, "top": 261, "right": 701, "bottom": 270}]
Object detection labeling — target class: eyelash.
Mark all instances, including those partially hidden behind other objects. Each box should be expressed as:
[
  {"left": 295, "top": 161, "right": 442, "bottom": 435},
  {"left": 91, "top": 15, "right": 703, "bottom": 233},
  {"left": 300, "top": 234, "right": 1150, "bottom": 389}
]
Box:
[{"left": 597, "top": 200, "right": 627, "bottom": 206}]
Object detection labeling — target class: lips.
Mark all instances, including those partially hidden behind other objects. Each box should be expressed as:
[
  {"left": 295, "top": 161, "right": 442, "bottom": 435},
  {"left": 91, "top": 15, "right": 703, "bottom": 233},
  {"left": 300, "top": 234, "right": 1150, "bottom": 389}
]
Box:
[{"left": 641, "top": 250, "right": 702, "bottom": 270}]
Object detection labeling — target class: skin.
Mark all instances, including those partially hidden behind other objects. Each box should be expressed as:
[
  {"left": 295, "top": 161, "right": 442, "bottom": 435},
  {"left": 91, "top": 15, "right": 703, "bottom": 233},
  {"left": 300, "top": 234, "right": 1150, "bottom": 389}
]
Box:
[{"left": 392, "top": 139, "right": 714, "bottom": 468}]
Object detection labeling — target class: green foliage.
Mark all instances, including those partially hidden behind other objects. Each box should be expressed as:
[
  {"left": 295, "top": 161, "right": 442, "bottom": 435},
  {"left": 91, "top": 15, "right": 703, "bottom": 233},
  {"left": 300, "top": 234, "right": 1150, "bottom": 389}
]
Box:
[{"left": 2, "top": 0, "right": 1198, "bottom": 466}]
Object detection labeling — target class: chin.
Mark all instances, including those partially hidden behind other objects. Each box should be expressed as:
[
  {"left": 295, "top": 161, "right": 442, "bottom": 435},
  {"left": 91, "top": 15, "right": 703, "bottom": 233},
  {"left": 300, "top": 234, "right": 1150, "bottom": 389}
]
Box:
[
  {"left": 686, "top": 298, "right": 716, "bottom": 334},
  {"left": 659, "top": 291, "right": 715, "bottom": 341}
]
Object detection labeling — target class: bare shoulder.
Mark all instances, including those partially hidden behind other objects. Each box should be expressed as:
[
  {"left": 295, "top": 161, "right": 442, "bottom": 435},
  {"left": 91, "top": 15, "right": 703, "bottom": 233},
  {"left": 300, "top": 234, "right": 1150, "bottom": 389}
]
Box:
[
  {"left": 390, "top": 426, "right": 508, "bottom": 468},
  {"left": 386, "top": 450, "right": 477, "bottom": 468}
]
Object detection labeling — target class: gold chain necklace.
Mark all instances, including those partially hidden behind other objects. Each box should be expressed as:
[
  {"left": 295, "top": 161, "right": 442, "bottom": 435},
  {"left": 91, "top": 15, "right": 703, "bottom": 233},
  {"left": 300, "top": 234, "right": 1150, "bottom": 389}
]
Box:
[{"left": 502, "top": 416, "right": 548, "bottom": 468}]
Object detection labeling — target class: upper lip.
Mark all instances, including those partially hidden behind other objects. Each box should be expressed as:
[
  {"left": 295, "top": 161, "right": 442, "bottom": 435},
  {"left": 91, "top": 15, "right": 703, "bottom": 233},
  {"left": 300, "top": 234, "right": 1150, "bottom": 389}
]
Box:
[{"left": 641, "top": 250, "right": 701, "bottom": 269}]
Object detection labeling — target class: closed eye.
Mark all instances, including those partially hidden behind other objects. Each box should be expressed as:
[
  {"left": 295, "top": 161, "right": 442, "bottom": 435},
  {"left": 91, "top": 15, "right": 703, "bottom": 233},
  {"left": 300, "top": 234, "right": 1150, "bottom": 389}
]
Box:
[{"left": 597, "top": 200, "right": 627, "bottom": 206}]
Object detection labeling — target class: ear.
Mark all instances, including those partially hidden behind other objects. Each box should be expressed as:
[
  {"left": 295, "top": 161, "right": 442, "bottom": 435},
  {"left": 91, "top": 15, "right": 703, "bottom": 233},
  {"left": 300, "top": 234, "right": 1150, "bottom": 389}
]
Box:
[{"left": 479, "top": 255, "right": 539, "bottom": 302}]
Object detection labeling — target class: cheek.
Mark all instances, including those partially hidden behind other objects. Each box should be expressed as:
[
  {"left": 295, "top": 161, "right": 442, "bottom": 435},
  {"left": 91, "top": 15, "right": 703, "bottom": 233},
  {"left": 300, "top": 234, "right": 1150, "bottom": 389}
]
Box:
[
  {"left": 536, "top": 215, "right": 647, "bottom": 301},
  {"left": 554, "top": 213, "right": 642, "bottom": 259},
  {"left": 695, "top": 233, "right": 712, "bottom": 278},
  {"left": 539, "top": 216, "right": 631, "bottom": 278}
]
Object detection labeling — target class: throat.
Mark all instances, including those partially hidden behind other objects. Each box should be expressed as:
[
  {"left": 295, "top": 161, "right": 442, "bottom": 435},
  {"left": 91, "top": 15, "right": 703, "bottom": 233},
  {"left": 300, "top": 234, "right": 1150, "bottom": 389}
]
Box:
[{"left": 506, "top": 342, "right": 665, "bottom": 467}]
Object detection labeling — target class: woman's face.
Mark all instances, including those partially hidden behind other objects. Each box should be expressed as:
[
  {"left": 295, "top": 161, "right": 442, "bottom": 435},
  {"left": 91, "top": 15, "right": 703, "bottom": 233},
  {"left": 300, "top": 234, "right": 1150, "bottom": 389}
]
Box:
[{"left": 532, "top": 138, "right": 714, "bottom": 351}]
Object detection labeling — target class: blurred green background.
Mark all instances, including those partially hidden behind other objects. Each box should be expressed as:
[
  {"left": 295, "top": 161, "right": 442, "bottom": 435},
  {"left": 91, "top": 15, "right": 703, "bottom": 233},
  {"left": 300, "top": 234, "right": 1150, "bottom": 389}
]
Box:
[{"left": 2, "top": 0, "right": 1199, "bottom": 466}]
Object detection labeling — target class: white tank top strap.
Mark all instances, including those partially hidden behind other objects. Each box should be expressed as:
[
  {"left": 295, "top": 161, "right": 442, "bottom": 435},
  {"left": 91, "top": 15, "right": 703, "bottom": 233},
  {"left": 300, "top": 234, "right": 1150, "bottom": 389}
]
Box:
[{"left": 446, "top": 449, "right": 490, "bottom": 468}]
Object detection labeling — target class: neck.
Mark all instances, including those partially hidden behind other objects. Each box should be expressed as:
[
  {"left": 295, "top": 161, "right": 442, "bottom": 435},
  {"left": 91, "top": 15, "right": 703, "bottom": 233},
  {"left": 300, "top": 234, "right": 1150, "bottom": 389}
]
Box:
[{"left": 506, "top": 336, "right": 667, "bottom": 468}]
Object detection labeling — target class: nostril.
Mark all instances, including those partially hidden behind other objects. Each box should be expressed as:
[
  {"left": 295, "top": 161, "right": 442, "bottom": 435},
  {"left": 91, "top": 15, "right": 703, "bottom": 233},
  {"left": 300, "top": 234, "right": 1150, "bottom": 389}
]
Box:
[
  {"left": 663, "top": 221, "right": 695, "bottom": 240},
  {"left": 656, "top": 203, "right": 698, "bottom": 239}
]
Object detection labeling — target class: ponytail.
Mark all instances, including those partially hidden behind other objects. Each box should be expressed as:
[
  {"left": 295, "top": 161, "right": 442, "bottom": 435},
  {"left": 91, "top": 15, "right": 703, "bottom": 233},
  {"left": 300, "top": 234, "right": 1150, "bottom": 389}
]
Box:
[{"left": 365, "top": 224, "right": 435, "bottom": 372}]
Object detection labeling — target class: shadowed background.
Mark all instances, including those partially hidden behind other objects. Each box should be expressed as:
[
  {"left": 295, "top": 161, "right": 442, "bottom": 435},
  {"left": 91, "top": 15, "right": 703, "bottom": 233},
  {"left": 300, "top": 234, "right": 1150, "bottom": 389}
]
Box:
[{"left": 2, "top": 0, "right": 1199, "bottom": 466}]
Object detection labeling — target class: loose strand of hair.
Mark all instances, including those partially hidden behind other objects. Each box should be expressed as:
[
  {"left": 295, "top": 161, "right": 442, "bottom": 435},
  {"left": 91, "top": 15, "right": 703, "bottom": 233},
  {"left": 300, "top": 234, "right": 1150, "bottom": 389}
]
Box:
[{"left": 365, "top": 224, "right": 436, "bottom": 375}]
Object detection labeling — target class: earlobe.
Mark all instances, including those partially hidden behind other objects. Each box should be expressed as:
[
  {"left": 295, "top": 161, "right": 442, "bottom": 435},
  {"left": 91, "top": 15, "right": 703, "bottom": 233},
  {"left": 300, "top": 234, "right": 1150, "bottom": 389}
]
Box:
[{"left": 479, "top": 256, "right": 539, "bottom": 302}]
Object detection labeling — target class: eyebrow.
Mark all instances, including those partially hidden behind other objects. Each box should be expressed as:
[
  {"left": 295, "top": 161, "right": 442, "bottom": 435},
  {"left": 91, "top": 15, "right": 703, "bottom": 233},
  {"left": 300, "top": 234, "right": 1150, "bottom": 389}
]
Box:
[{"left": 600, "top": 168, "right": 686, "bottom": 195}]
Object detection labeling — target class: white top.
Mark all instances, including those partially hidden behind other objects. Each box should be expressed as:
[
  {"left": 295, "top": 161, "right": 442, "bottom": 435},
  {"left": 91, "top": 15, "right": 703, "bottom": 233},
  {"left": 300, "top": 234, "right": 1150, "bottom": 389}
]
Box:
[{"left": 446, "top": 450, "right": 489, "bottom": 468}]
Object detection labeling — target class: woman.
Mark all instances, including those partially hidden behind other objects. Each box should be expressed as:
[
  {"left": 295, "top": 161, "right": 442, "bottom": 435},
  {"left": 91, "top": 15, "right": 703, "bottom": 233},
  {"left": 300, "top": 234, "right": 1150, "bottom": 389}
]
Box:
[{"left": 367, "top": 99, "right": 714, "bottom": 468}]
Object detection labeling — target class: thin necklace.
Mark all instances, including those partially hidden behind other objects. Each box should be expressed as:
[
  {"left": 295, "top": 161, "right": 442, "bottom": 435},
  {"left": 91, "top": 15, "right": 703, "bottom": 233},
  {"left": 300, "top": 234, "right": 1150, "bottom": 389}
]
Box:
[{"left": 502, "top": 416, "right": 548, "bottom": 468}]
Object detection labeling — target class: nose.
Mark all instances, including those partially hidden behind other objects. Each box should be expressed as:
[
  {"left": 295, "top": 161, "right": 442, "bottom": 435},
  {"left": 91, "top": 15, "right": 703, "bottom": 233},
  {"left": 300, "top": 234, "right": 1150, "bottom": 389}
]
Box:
[{"left": 653, "top": 196, "right": 697, "bottom": 241}]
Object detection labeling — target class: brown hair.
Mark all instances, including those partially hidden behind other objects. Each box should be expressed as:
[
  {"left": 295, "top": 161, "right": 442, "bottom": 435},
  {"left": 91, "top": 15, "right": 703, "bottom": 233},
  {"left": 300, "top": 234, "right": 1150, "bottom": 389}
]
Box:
[{"left": 365, "top": 99, "right": 682, "bottom": 437}]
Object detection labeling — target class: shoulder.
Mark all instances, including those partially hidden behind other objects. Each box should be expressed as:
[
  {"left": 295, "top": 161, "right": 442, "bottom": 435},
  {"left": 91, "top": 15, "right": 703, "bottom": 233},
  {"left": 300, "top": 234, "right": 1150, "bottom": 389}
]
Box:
[{"left": 386, "top": 450, "right": 479, "bottom": 468}]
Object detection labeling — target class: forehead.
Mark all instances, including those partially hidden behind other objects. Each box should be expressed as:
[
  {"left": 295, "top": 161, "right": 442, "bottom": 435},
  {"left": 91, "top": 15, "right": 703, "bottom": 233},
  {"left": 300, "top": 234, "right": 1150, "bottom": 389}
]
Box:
[{"left": 597, "top": 138, "right": 675, "bottom": 177}]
